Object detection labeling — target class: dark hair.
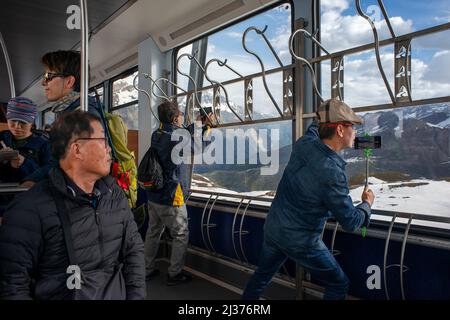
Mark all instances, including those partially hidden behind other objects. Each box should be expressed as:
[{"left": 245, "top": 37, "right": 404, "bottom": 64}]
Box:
[
  {"left": 318, "top": 124, "right": 337, "bottom": 140},
  {"left": 50, "top": 111, "right": 101, "bottom": 160},
  {"left": 157, "top": 101, "right": 180, "bottom": 124},
  {"left": 42, "top": 50, "right": 81, "bottom": 92}
]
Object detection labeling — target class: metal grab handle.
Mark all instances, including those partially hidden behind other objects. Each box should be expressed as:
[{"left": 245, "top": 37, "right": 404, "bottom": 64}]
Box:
[
  {"left": 289, "top": 29, "right": 324, "bottom": 103},
  {"left": 79, "top": 0, "right": 89, "bottom": 112},
  {"left": 383, "top": 214, "right": 397, "bottom": 300},
  {"left": 200, "top": 194, "right": 214, "bottom": 251},
  {"left": 176, "top": 53, "right": 218, "bottom": 126},
  {"left": 242, "top": 26, "right": 284, "bottom": 117},
  {"left": 151, "top": 77, "right": 187, "bottom": 100},
  {"left": 0, "top": 32, "right": 15, "bottom": 98},
  {"left": 330, "top": 222, "right": 341, "bottom": 256},
  {"left": 400, "top": 217, "right": 412, "bottom": 300},
  {"left": 204, "top": 58, "right": 245, "bottom": 122},
  {"left": 204, "top": 194, "right": 220, "bottom": 254},
  {"left": 231, "top": 198, "right": 245, "bottom": 260},
  {"left": 355, "top": 0, "right": 396, "bottom": 104},
  {"left": 377, "top": 0, "right": 396, "bottom": 39},
  {"left": 238, "top": 199, "right": 252, "bottom": 264},
  {"left": 132, "top": 73, "right": 160, "bottom": 122}
]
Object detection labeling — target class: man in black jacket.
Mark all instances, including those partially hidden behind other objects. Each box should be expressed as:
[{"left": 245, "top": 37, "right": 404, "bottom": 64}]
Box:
[{"left": 0, "top": 111, "right": 145, "bottom": 300}]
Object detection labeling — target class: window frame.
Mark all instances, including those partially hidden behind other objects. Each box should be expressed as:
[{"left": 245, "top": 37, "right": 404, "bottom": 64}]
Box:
[
  {"left": 109, "top": 65, "right": 139, "bottom": 112},
  {"left": 315, "top": 2, "right": 450, "bottom": 230}
]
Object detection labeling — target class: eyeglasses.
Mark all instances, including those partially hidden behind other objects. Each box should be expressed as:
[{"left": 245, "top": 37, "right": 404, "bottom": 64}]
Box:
[
  {"left": 75, "top": 137, "right": 109, "bottom": 148},
  {"left": 42, "top": 71, "right": 68, "bottom": 83}
]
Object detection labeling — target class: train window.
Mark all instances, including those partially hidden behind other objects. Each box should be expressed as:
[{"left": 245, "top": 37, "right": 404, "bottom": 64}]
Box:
[
  {"left": 344, "top": 103, "right": 450, "bottom": 218},
  {"left": 111, "top": 69, "right": 139, "bottom": 130},
  {"left": 176, "top": 3, "right": 292, "bottom": 91},
  {"left": 191, "top": 120, "right": 292, "bottom": 197},
  {"left": 175, "top": 3, "right": 293, "bottom": 197},
  {"left": 318, "top": 1, "right": 450, "bottom": 223},
  {"left": 411, "top": 29, "right": 450, "bottom": 100}
]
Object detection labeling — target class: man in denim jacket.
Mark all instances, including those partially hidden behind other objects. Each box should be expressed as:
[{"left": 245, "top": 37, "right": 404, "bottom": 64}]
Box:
[{"left": 243, "top": 99, "right": 375, "bottom": 300}]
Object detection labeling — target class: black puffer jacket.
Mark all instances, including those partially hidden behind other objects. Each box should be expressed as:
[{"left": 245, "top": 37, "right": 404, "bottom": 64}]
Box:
[{"left": 0, "top": 167, "right": 145, "bottom": 300}]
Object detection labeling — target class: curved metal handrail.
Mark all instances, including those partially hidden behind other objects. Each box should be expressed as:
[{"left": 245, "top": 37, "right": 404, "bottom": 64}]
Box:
[
  {"left": 79, "top": 0, "right": 89, "bottom": 112},
  {"left": 132, "top": 73, "right": 160, "bottom": 121},
  {"left": 205, "top": 194, "right": 219, "bottom": 254},
  {"left": 204, "top": 58, "right": 245, "bottom": 122},
  {"left": 242, "top": 26, "right": 284, "bottom": 117},
  {"left": 200, "top": 194, "right": 214, "bottom": 251},
  {"left": 231, "top": 198, "right": 245, "bottom": 261},
  {"left": 176, "top": 53, "right": 217, "bottom": 126},
  {"left": 238, "top": 199, "right": 252, "bottom": 264},
  {"left": 355, "top": 0, "right": 396, "bottom": 104},
  {"left": 400, "top": 216, "right": 412, "bottom": 300},
  {"left": 330, "top": 222, "right": 341, "bottom": 256},
  {"left": 383, "top": 213, "right": 397, "bottom": 300},
  {"left": 151, "top": 77, "right": 187, "bottom": 100},
  {"left": 289, "top": 29, "right": 325, "bottom": 103},
  {"left": 377, "top": 0, "right": 396, "bottom": 39},
  {"left": 0, "top": 31, "right": 15, "bottom": 98}
]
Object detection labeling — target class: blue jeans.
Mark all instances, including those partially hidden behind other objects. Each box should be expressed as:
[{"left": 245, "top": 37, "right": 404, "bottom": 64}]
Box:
[{"left": 242, "top": 236, "right": 349, "bottom": 300}]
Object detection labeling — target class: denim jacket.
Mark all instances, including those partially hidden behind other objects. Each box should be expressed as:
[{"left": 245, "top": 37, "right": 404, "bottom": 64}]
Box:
[{"left": 264, "top": 121, "right": 371, "bottom": 249}]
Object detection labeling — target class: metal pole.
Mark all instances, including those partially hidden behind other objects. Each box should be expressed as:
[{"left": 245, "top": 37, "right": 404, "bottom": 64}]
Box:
[
  {"left": 80, "top": 0, "right": 89, "bottom": 112},
  {"left": 0, "top": 31, "right": 15, "bottom": 98}
]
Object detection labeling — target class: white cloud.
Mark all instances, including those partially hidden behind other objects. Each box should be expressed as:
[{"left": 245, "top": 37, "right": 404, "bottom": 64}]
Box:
[
  {"left": 321, "top": 0, "right": 349, "bottom": 12},
  {"left": 321, "top": 5, "right": 414, "bottom": 53}
]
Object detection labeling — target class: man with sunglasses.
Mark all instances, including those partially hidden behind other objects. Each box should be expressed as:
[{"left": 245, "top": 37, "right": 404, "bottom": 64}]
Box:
[
  {"left": 0, "top": 111, "right": 145, "bottom": 300},
  {"left": 243, "top": 98, "right": 375, "bottom": 300},
  {"left": 20, "top": 51, "right": 105, "bottom": 188},
  {"left": 41, "top": 50, "right": 101, "bottom": 117}
]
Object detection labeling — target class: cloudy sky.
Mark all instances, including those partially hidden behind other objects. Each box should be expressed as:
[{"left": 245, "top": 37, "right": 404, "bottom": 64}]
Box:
[{"left": 175, "top": 1, "right": 450, "bottom": 119}]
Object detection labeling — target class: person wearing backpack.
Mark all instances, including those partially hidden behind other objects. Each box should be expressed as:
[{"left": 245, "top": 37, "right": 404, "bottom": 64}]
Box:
[{"left": 143, "top": 101, "right": 213, "bottom": 286}]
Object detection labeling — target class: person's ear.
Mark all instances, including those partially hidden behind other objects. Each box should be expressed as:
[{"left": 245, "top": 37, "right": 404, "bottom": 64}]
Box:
[
  {"left": 69, "top": 141, "right": 83, "bottom": 159},
  {"left": 65, "top": 75, "right": 76, "bottom": 90},
  {"left": 337, "top": 124, "right": 345, "bottom": 138}
]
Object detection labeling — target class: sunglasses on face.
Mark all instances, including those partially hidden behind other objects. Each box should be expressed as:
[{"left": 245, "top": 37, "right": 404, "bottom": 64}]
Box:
[{"left": 42, "top": 71, "right": 69, "bottom": 83}]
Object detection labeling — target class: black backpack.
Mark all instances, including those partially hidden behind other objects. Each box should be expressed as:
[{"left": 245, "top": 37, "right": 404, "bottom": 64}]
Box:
[{"left": 137, "top": 146, "right": 164, "bottom": 191}]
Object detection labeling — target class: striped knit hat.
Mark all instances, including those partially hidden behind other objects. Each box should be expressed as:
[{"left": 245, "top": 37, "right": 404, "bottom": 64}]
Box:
[{"left": 6, "top": 97, "right": 37, "bottom": 124}]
